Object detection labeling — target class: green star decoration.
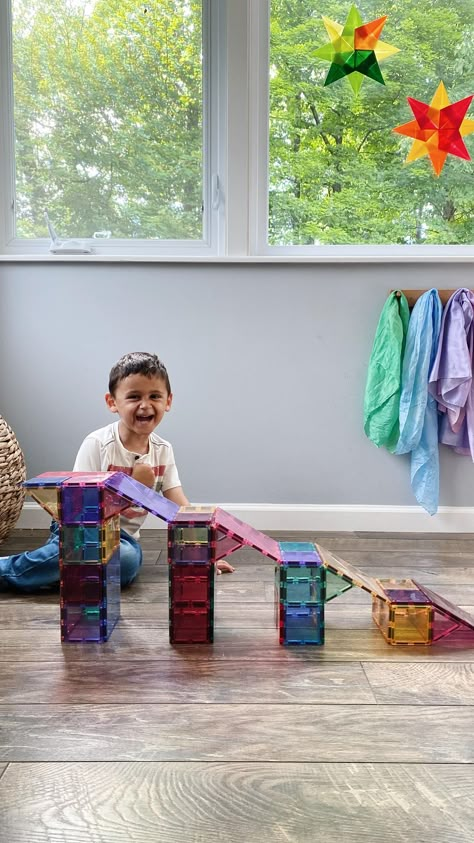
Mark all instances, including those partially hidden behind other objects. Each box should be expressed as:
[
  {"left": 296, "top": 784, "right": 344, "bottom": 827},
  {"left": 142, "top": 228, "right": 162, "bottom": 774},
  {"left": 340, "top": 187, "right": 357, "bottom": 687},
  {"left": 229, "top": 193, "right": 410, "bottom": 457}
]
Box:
[{"left": 315, "top": 5, "right": 400, "bottom": 95}]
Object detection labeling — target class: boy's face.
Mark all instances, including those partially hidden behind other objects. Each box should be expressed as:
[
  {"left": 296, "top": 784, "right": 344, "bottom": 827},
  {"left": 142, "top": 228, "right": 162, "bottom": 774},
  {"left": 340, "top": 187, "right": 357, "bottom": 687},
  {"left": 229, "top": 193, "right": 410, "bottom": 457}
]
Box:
[{"left": 105, "top": 373, "right": 172, "bottom": 437}]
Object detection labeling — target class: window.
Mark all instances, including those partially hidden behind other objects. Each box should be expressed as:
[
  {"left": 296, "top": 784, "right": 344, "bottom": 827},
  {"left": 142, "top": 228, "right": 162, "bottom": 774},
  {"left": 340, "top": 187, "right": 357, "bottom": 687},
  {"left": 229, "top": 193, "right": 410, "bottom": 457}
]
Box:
[
  {"left": 265, "top": 0, "right": 474, "bottom": 249},
  {"left": 0, "top": 0, "right": 223, "bottom": 254},
  {"left": 1, "top": 0, "right": 473, "bottom": 257}
]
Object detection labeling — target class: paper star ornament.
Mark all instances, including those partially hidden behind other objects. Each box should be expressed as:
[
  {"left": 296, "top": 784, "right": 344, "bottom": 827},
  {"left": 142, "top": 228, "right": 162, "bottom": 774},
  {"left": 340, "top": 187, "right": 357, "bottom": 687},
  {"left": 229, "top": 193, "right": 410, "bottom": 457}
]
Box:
[
  {"left": 393, "top": 82, "right": 474, "bottom": 176},
  {"left": 315, "top": 4, "right": 399, "bottom": 94}
]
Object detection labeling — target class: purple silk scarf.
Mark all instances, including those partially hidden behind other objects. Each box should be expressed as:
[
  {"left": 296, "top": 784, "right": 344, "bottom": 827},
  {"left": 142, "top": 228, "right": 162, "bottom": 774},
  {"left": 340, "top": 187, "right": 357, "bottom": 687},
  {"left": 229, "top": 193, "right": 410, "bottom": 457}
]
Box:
[{"left": 428, "top": 288, "right": 474, "bottom": 458}]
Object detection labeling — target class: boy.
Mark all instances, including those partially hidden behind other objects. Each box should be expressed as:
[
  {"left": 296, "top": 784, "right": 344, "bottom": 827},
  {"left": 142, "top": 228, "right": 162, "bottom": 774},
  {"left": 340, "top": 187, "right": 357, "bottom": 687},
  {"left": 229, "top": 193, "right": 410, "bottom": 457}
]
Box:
[{"left": 0, "top": 351, "right": 233, "bottom": 591}]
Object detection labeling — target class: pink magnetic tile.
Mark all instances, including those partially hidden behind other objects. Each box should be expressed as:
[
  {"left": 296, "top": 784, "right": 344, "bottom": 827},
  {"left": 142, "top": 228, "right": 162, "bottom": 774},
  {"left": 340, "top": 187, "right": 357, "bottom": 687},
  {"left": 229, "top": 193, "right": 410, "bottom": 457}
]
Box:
[
  {"left": 62, "top": 472, "right": 117, "bottom": 486},
  {"left": 171, "top": 565, "right": 213, "bottom": 604},
  {"left": 214, "top": 531, "right": 243, "bottom": 562},
  {"left": 212, "top": 508, "right": 280, "bottom": 561},
  {"left": 412, "top": 580, "right": 474, "bottom": 632},
  {"left": 170, "top": 608, "right": 213, "bottom": 643}
]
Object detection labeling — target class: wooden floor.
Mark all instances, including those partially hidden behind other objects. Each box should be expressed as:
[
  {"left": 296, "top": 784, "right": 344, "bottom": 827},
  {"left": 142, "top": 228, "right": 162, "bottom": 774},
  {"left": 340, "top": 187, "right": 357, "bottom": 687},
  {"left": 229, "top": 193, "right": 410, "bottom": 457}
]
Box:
[{"left": 1, "top": 529, "right": 474, "bottom": 842}]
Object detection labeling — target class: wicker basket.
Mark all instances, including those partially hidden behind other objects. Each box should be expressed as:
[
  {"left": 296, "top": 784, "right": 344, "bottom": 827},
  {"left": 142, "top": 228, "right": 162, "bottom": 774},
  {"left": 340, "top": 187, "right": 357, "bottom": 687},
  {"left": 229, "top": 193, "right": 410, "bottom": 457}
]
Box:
[{"left": 0, "top": 415, "right": 26, "bottom": 543}]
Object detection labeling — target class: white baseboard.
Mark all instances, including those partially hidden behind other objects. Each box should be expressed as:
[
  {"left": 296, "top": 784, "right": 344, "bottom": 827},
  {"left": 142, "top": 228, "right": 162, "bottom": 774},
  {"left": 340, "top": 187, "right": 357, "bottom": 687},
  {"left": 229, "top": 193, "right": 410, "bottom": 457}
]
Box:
[{"left": 16, "top": 500, "right": 474, "bottom": 533}]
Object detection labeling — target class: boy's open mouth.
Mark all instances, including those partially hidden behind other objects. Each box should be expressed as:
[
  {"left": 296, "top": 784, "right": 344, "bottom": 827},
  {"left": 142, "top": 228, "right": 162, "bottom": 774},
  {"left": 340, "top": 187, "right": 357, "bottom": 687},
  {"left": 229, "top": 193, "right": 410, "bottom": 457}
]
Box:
[{"left": 136, "top": 415, "right": 154, "bottom": 423}]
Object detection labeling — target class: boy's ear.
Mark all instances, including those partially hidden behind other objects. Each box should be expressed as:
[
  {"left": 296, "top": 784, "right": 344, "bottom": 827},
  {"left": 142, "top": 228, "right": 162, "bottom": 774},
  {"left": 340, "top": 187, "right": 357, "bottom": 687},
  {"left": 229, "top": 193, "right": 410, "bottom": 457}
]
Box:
[
  {"left": 105, "top": 392, "right": 118, "bottom": 413},
  {"left": 166, "top": 392, "right": 173, "bottom": 412}
]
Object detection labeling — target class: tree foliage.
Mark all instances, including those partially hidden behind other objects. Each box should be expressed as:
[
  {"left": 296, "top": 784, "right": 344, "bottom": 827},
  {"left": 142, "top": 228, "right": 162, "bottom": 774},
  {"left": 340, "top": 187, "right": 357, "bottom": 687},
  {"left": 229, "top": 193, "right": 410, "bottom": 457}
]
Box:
[
  {"left": 13, "top": 0, "right": 203, "bottom": 239},
  {"left": 269, "top": 0, "right": 474, "bottom": 244}
]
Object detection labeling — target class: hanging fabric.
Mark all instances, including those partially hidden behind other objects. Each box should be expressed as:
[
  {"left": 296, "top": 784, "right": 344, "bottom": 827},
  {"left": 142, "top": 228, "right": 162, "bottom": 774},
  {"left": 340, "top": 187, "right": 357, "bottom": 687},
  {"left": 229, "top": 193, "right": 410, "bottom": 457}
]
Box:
[
  {"left": 364, "top": 290, "right": 410, "bottom": 451},
  {"left": 429, "top": 288, "right": 474, "bottom": 460},
  {"left": 394, "top": 289, "right": 443, "bottom": 515}
]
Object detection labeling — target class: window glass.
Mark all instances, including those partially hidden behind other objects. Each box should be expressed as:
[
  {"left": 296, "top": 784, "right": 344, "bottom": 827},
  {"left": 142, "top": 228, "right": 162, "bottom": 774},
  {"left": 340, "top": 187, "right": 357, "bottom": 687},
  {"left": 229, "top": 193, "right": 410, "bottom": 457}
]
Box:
[
  {"left": 269, "top": 0, "right": 474, "bottom": 245},
  {"left": 12, "top": 0, "right": 204, "bottom": 240}
]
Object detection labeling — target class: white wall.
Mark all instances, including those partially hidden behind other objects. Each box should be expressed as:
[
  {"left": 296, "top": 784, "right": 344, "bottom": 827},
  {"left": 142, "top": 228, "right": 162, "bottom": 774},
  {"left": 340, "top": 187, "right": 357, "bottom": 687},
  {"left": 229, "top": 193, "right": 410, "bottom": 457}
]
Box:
[{"left": 1, "top": 261, "right": 473, "bottom": 511}]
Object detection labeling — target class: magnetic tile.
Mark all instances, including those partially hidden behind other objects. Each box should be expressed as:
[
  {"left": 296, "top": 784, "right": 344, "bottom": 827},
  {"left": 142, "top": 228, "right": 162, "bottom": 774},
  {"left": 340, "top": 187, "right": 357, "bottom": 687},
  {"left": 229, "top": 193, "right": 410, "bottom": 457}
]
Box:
[
  {"left": 170, "top": 607, "right": 213, "bottom": 644},
  {"left": 104, "top": 471, "right": 180, "bottom": 523},
  {"left": 168, "top": 543, "right": 213, "bottom": 564},
  {"left": 280, "top": 605, "right": 324, "bottom": 646},
  {"left": 212, "top": 508, "right": 280, "bottom": 562}
]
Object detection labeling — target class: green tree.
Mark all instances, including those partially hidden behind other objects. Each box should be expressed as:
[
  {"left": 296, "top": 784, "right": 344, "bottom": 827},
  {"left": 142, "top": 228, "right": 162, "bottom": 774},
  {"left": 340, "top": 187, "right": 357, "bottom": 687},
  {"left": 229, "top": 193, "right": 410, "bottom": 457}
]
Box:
[
  {"left": 13, "top": 0, "right": 203, "bottom": 239},
  {"left": 269, "top": 0, "right": 474, "bottom": 244}
]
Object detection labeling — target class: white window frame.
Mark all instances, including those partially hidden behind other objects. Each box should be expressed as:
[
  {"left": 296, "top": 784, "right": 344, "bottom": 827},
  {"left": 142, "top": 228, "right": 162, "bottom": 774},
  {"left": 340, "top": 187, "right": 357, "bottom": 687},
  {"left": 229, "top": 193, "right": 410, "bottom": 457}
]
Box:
[
  {"left": 0, "top": 0, "right": 473, "bottom": 261},
  {"left": 0, "top": 0, "right": 226, "bottom": 257}
]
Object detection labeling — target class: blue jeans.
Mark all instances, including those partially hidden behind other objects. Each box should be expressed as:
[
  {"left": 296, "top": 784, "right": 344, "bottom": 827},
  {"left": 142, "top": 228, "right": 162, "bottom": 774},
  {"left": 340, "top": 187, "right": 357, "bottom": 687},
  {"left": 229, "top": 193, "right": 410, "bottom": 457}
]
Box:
[{"left": 0, "top": 522, "right": 142, "bottom": 592}]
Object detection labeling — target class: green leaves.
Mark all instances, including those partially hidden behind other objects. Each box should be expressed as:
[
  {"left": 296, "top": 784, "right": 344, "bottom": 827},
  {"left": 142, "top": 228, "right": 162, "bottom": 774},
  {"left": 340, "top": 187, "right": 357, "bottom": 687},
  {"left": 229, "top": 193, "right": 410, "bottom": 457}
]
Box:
[
  {"left": 13, "top": 0, "right": 203, "bottom": 239},
  {"left": 269, "top": 0, "right": 474, "bottom": 245}
]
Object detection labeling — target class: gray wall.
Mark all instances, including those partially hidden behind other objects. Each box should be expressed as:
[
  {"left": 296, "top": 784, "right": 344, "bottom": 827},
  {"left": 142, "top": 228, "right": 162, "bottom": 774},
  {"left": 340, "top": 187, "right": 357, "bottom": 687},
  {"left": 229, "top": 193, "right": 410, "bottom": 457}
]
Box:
[{"left": 1, "top": 261, "right": 473, "bottom": 505}]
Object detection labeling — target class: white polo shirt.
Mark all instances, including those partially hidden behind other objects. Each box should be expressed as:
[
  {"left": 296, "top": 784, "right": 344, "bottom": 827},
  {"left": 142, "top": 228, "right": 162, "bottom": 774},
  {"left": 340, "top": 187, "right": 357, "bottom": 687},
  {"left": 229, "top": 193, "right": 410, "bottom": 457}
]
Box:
[{"left": 73, "top": 421, "right": 181, "bottom": 537}]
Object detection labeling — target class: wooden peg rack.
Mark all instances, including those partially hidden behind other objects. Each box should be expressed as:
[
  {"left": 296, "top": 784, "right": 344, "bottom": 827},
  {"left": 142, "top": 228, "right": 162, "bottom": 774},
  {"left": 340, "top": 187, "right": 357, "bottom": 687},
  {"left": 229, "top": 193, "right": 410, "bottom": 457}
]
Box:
[{"left": 391, "top": 289, "right": 458, "bottom": 308}]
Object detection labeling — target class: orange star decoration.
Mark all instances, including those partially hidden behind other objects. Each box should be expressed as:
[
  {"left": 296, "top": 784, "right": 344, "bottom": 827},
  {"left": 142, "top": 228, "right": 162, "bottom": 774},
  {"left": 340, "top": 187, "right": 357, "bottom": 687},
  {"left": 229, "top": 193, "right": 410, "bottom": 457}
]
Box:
[{"left": 393, "top": 82, "right": 474, "bottom": 176}]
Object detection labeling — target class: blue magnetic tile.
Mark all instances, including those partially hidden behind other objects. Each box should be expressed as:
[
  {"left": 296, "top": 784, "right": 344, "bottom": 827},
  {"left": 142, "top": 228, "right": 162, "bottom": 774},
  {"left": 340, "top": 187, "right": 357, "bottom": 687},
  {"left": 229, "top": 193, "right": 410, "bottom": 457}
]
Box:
[
  {"left": 279, "top": 542, "right": 316, "bottom": 553},
  {"left": 24, "top": 473, "right": 73, "bottom": 487},
  {"left": 284, "top": 605, "right": 324, "bottom": 645}
]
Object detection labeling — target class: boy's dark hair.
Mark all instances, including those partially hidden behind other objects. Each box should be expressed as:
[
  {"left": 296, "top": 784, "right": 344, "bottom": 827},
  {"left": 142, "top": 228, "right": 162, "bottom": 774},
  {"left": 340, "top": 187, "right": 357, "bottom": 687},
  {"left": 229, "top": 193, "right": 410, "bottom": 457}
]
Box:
[{"left": 109, "top": 352, "right": 171, "bottom": 395}]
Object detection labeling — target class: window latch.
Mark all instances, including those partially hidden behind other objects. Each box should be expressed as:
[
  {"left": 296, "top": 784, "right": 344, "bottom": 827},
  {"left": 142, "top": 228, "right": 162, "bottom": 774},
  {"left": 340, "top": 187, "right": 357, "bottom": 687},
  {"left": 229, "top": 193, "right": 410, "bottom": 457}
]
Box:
[{"left": 211, "top": 174, "right": 221, "bottom": 210}]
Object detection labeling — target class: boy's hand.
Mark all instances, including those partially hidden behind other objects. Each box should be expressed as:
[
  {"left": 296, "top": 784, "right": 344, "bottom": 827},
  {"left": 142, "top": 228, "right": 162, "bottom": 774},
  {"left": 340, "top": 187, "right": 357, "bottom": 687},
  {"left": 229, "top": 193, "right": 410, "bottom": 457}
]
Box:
[{"left": 131, "top": 464, "right": 156, "bottom": 488}]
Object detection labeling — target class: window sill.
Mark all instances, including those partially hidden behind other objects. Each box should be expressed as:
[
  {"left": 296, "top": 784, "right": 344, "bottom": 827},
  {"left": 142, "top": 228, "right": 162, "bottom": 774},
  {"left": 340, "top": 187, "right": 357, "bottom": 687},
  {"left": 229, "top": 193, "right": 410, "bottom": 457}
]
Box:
[{"left": 0, "top": 248, "right": 473, "bottom": 264}]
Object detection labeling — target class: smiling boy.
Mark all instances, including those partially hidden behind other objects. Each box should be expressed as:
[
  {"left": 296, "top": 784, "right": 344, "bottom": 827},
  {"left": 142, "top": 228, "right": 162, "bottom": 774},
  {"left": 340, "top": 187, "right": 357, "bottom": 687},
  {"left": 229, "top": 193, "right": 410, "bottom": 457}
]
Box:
[{"left": 0, "top": 351, "right": 233, "bottom": 591}]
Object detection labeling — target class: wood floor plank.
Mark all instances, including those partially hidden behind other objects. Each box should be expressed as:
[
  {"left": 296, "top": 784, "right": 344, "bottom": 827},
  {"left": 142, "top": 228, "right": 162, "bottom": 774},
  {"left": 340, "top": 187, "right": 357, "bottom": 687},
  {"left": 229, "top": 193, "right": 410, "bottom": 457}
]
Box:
[
  {"left": 342, "top": 550, "right": 474, "bottom": 567},
  {"left": 0, "top": 602, "right": 279, "bottom": 628},
  {"left": 1, "top": 703, "right": 473, "bottom": 762},
  {"left": 1, "top": 761, "right": 474, "bottom": 843},
  {"left": 363, "top": 662, "right": 474, "bottom": 705},
  {"left": 0, "top": 661, "right": 376, "bottom": 705},
  {"left": 3, "top": 527, "right": 474, "bottom": 843},
  {"left": 2, "top": 627, "right": 474, "bottom": 662},
  {"left": 124, "top": 580, "right": 269, "bottom": 604},
  {"left": 320, "top": 536, "right": 474, "bottom": 552}
]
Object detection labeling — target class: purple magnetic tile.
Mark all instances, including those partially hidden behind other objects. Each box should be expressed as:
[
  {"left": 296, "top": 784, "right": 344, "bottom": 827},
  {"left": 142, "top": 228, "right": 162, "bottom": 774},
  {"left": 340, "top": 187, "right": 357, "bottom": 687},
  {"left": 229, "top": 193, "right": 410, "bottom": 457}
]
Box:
[
  {"left": 105, "top": 550, "right": 121, "bottom": 633},
  {"left": 212, "top": 508, "right": 281, "bottom": 562},
  {"left": 104, "top": 472, "right": 180, "bottom": 523},
  {"left": 60, "top": 550, "right": 120, "bottom": 642},
  {"left": 412, "top": 580, "right": 474, "bottom": 631},
  {"left": 61, "top": 485, "right": 102, "bottom": 524},
  {"left": 169, "top": 543, "right": 213, "bottom": 564},
  {"left": 382, "top": 588, "right": 428, "bottom": 603},
  {"left": 61, "top": 605, "right": 105, "bottom": 642}
]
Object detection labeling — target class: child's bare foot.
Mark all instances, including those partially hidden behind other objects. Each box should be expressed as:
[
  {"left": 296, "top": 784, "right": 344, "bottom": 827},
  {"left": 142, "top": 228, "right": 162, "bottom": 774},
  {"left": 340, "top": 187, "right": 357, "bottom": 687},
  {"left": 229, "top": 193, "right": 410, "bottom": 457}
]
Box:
[
  {"left": 132, "top": 464, "right": 155, "bottom": 488},
  {"left": 216, "top": 560, "right": 235, "bottom": 575}
]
